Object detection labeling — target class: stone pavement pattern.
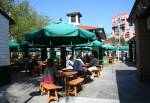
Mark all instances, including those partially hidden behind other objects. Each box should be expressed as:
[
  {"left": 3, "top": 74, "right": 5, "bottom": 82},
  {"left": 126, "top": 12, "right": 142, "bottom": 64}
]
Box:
[{"left": 0, "top": 62, "right": 150, "bottom": 103}]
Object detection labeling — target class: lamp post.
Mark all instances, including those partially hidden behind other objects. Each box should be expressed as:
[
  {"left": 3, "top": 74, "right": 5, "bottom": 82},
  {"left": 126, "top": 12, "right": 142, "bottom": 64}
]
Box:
[
  {"left": 117, "top": 20, "right": 121, "bottom": 62},
  {"left": 117, "top": 34, "right": 120, "bottom": 62}
]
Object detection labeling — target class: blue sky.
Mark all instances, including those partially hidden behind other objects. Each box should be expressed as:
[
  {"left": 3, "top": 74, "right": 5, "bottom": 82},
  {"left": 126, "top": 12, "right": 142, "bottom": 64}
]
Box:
[{"left": 28, "top": 0, "right": 135, "bottom": 35}]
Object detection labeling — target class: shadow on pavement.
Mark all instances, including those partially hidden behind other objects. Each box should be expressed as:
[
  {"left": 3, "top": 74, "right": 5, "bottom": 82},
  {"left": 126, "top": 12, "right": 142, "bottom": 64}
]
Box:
[
  {"left": 124, "top": 61, "right": 136, "bottom": 67},
  {"left": 24, "top": 91, "right": 41, "bottom": 103},
  {"left": 0, "top": 74, "right": 41, "bottom": 103},
  {"left": 116, "top": 69, "right": 150, "bottom": 103},
  {"left": 83, "top": 76, "right": 94, "bottom": 84}
]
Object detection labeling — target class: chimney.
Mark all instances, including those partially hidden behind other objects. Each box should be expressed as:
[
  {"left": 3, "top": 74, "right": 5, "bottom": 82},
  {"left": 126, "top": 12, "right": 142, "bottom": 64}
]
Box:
[{"left": 67, "top": 12, "right": 82, "bottom": 25}]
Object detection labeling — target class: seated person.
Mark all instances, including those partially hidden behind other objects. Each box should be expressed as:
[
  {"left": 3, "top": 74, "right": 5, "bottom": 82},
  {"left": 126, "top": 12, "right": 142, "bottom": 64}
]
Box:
[
  {"left": 73, "top": 54, "right": 86, "bottom": 76},
  {"left": 22, "top": 54, "right": 30, "bottom": 72},
  {"left": 65, "top": 56, "right": 74, "bottom": 70},
  {"left": 30, "top": 55, "right": 43, "bottom": 76},
  {"left": 88, "top": 51, "right": 99, "bottom": 78},
  {"left": 42, "top": 58, "right": 58, "bottom": 84}
]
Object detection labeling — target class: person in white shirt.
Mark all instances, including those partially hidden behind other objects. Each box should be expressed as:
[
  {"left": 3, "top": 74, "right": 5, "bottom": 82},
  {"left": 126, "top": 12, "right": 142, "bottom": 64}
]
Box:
[{"left": 66, "top": 56, "right": 74, "bottom": 70}]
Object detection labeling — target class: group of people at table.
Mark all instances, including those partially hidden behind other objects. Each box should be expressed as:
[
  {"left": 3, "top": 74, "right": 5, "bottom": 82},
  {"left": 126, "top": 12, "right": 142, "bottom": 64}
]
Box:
[
  {"left": 42, "top": 51, "right": 100, "bottom": 84},
  {"left": 39, "top": 51, "right": 101, "bottom": 101},
  {"left": 23, "top": 51, "right": 101, "bottom": 102},
  {"left": 22, "top": 50, "right": 101, "bottom": 82}
]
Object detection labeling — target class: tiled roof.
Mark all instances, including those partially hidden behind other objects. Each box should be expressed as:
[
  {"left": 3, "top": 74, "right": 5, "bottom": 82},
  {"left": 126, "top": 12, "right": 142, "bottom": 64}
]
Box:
[
  {"left": 67, "top": 12, "right": 82, "bottom": 17},
  {"left": 77, "top": 25, "right": 97, "bottom": 30}
]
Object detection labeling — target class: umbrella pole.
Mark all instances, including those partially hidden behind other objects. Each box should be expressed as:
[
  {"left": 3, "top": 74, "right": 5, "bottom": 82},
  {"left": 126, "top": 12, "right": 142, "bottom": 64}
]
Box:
[{"left": 61, "top": 47, "right": 66, "bottom": 68}]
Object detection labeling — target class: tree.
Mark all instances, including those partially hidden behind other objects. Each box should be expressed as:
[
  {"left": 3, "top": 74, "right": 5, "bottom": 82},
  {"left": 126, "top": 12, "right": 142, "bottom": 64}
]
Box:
[
  {"left": 105, "top": 37, "right": 127, "bottom": 46},
  {"left": 0, "top": 0, "right": 51, "bottom": 41},
  {"left": 0, "top": 0, "right": 14, "bottom": 13},
  {"left": 120, "top": 37, "right": 127, "bottom": 45}
]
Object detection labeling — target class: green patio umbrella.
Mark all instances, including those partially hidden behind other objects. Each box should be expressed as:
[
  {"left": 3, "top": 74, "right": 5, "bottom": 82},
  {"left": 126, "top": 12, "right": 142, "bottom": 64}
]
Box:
[
  {"left": 119, "top": 45, "right": 129, "bottom": 51},
  {"left": 101, "top": 44, "right": 117, "bottom": 50},
  {"left": 75, "top": 46, "right": 93, "bottom": 51},
  {"left": 19, "top": 41, "right": 33, "bottom": 47},
  {"left": 77, "top": 40, "right": 102, "bottom": 47},
  {"left": 8, "top": 41, "right": 19, "bottom": 48},
  {"left": 26, "top": 22, "right": 97, "bottom": 46}
]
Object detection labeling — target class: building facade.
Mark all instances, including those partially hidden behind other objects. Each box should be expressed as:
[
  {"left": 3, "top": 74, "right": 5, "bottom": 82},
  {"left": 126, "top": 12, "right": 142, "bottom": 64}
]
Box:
[
  {"left": 0, "top": 9, "right": 14, "bottom": 86},
  {"left": 112, "top": 12, "right": 135, "bottom": 41},
  {"left": 129, "top": 0, "right": 150, "bottom": 81},
  {"left": 66, "top": 12, "right": 106, "bottom": 41}
]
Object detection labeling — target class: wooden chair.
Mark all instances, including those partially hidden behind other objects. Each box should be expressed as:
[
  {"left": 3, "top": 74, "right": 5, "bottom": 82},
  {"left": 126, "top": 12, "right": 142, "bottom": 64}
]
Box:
[
  {"left": 40, "top": 82, "right": 62, "bottom": 102},
  {"left": 67, "top": 77, "right": 84, "bottom": 96}
]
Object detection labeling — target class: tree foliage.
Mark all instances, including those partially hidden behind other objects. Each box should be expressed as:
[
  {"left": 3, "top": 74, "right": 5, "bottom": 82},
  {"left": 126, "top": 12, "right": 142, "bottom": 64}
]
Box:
[
  {"left": 0, "top": 0, "right": 51, "bottom": 41},
  {"left": 0, "top": 0, "right": 14, "bottom": 13},
  {"left": 105, "top": 37, "right": 127, "bottom": 46}
]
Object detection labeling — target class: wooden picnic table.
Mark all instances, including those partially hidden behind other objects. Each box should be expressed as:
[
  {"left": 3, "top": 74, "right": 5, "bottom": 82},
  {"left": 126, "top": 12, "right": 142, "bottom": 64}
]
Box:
[
  {"left": 58, "top": 71, "right": 77, "bottom": 95},
  {"left": 62, "top": 71, "right": 77, "bottom": 76}
]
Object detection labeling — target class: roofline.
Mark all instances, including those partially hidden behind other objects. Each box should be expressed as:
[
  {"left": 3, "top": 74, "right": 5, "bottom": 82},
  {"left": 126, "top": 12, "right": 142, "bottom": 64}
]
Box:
[
  {"left": 66, "top": 12, "right": 82, "bottom": 17},
  {"left": 0, "top": 9, "right": 15, "bottom": 25},
  {"left": 128, "top": 0, "right": 140, "bottom": 22},
  {"left": 128, "top": 36, "right": 136, "bottom": 43},
  {"left": 96, "top": 28, "right": 106, "bottom": 40}
]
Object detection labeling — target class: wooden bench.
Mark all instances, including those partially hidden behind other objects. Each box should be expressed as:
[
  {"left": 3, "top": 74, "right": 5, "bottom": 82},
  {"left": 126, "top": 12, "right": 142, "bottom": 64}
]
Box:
[
  {"left": 67, "top": 77, "right": 84, "bottom": 96},
  {"left": 40, "top": 82, "right": 62, "bottom": 102}
]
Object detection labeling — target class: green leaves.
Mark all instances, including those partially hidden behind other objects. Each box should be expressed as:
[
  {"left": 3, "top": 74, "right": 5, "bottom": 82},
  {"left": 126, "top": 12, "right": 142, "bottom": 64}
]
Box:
[{"left": 1, "top": 0, "right": 51, "bottom": 41}]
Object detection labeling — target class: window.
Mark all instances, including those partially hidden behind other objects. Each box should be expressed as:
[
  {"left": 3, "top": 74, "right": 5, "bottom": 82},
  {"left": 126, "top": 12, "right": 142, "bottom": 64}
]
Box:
[
  {"left": 71, "top": 16, "right": 76, "bottom": 23},
  {"left": 120, "top": 25, "right": 125, "bottom": 32},
  {"left": 121, "top": 19, "right": 125, "bottom": 22},
  {"left": 125, "top": 34, "right": 130, "bottom": 38}
]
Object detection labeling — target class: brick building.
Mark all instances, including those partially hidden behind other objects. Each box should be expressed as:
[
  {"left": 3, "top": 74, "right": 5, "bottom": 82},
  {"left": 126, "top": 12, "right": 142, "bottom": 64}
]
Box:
[{"left": 112, "top": 12, "right": 135, "bottom": 41}]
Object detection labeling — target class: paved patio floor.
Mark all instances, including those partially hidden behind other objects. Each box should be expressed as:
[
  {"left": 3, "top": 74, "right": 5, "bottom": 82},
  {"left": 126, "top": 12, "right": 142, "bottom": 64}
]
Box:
[{"left": 0, "top": 62, "right": 150, "bottom": 103}]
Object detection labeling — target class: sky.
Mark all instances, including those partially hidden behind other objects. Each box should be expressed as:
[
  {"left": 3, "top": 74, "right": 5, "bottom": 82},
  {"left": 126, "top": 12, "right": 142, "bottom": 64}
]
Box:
[{"left": 28, "top": 0, "right": 135, "bottom": 36}]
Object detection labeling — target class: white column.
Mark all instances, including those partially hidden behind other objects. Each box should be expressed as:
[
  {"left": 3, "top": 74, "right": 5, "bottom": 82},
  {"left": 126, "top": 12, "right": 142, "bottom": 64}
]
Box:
[
  {"left": 47, "top": 48, "right": 50, "bottom": 59},
  {"left": 68, "top": 16, "right": 71, "bottom": 24},
  {"left": 76, "top": 15, "right": 79, "bottom": 25}
]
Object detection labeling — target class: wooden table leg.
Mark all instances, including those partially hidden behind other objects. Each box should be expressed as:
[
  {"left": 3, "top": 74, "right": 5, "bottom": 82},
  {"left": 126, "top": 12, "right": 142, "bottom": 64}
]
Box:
[
  {"left": 55, "top": 90, "right": 58, "bottom": 102},
  {"left": 74, "top": 86, "right": 77, "bottom": 96}
]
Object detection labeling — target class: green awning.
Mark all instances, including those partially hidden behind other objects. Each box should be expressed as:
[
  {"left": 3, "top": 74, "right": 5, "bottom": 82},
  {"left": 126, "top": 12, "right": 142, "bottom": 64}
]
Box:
[{"left": 26, "top": 22, "right": 97, "bottom": 46}]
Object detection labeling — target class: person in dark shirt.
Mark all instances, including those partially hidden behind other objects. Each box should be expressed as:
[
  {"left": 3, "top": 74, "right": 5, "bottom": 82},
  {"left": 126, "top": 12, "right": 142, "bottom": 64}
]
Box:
[
  {"left": 88, "top": 51, "right": 99, "bottom": 78},
  {"left": 73, "top": 54, "right": 86, "bottom": 76}
]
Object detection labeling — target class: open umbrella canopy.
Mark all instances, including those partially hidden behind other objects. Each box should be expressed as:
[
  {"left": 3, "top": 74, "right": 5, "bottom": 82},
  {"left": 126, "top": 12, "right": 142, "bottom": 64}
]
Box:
[
  {"left": 8, "top": 41, "right": 19, "bottom": 48},
  {"left": 26, "top": 22, "right": 97, "bottom": 46},
  {"left": 19, "top": 41, "right": 33, "bottom": 47},
  {"left": 101, "top": 44, "right": 117, "bottom": 50},
  {"left": 75, "top": 46, "right": 93, "bottom": 51},
  {"left": 119, "top": 45, "right": 129, "bottom": 51},
  {"left": 78, "top": 40, "right": 102, "bottom": 47}
]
